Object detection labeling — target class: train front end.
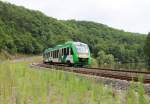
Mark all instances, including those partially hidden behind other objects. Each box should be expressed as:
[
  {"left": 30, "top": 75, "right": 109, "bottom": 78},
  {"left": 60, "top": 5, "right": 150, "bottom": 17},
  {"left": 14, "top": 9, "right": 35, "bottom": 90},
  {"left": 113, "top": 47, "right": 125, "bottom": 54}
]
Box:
[{"left": 73, "top": 42, "right": 91, "bottom": 66}]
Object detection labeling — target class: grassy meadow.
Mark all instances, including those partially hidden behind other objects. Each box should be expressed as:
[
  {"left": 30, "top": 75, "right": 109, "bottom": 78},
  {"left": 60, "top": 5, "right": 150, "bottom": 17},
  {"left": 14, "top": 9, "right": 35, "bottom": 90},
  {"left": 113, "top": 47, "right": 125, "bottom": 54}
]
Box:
[{"left": 0, "top": 58, "right": 149, "bottom": 104}]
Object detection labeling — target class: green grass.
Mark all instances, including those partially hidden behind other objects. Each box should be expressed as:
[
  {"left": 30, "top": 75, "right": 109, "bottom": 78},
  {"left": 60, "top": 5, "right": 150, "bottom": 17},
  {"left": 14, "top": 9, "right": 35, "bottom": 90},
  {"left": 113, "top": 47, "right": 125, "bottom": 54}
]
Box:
[
  {"left": 0, "top": 50, "right": 12, "bottom": 61},
  {"left": 0, "top": 60, "right": 149, "bottom": 104}
]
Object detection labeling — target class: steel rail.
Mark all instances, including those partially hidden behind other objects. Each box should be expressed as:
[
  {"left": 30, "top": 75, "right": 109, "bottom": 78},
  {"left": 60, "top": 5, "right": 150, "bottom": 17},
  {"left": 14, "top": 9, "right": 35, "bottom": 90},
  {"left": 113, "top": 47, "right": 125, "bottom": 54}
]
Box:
[{"left": 32, "top": 63, "right": 150, "bottom": 84}]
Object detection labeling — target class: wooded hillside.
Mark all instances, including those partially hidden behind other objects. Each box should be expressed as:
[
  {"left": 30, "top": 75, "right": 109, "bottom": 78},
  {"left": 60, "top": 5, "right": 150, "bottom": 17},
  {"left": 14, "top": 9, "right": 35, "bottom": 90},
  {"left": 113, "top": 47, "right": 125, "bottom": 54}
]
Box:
[{"left": 0, "top": 1, "right": 146, "bottom": 63}]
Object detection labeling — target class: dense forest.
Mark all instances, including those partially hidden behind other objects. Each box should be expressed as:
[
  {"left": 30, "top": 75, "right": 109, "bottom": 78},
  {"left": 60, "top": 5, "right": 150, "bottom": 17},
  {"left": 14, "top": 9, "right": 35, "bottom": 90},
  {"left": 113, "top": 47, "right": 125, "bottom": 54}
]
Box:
[
  {"left": 144, "top": 33, "right": 150, "bottom": 67},
  {"left": 0, "top": 1, "right": 147, "bottom": 65}
]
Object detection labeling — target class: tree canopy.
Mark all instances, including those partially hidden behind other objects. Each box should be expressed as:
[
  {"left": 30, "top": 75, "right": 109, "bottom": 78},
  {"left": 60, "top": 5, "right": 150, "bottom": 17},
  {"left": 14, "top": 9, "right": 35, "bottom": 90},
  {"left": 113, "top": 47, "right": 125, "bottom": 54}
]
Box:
[
  {"left": 144, "top": 33, "right": 150, "bottom": 66},
  {"left": 0, "top": 1, "right": 146, "bottom": 64}
]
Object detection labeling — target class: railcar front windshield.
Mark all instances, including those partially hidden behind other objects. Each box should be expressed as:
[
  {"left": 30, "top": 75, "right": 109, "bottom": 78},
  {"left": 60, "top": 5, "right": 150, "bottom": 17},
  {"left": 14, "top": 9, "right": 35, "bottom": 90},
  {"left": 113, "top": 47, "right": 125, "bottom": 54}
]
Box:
[{"left": 74, "top": 42, "right": 89, "bottom": 53}]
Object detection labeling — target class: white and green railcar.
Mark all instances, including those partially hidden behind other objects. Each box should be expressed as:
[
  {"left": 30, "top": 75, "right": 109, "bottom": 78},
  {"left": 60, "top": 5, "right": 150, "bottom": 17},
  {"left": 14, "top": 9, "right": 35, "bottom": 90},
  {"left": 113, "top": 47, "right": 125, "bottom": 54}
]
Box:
[{"left": 43, "top": 41, "right": 91, "bottom": 66}]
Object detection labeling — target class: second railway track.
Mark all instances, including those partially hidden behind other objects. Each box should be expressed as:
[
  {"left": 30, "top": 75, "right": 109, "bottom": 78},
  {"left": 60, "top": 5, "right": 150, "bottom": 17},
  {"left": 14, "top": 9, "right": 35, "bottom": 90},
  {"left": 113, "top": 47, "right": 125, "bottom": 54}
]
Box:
[{"left": 32, "top": 63, "right": 150, "bottom": 84}]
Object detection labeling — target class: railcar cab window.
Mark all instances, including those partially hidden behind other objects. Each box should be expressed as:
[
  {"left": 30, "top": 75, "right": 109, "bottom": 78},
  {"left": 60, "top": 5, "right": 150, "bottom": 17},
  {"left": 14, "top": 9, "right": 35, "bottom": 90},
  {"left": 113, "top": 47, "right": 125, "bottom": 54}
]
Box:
[{"left": 74, "top": 42, "right": 88, "bottom": 53}]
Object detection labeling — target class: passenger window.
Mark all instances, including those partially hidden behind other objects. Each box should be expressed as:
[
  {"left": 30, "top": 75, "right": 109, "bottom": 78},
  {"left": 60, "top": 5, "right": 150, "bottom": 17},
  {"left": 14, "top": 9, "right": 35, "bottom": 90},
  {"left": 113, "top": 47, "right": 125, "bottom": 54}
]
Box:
[
  {"left": 54, "top": 50, "right": 56, "bottom": 58},
  {"left": 52, "top": 51, "right": 54, "bottom": 58},
  {"left": 57, "top": 50, "right": 59, "bottom": 58},
  {"left": 59, "top": 49, "right": 62, "bottom": 56},
  {"left": 48, "top": 52, "right": 49, "bottom": 57},
  {"left": 56, "top": 50, "right": 57, "bottom": 58},
  {"left": 64, "top": 48, "right": 66, "bottom": 55},
  {"left": 62, "top": 49, "right": 64, "bottom": 56},
  {"left": 67, "top": 48, "right": 69, "bottom": 55},
  {"left": 62, "top": 49, "right": 63, "bottom": 55},
  {"left": 55, "top": 51, "right": 57, "bottom": 58},
  {"left": 51, "top": 52, "right": 52, "bottom": 57},
  {"left": 71, "top": 48, "right": 73, "bottom": 55},
  {"left": 53, "top": 51, "right": 54, "bottom": 57},
  {"left": 55, "top": 51, "right": 56, "bottom": 58}
]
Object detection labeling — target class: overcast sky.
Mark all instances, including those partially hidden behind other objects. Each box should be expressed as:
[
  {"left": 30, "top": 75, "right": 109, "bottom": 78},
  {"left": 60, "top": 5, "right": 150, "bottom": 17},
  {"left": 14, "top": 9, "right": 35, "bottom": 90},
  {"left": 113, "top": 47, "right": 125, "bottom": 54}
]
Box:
[{"left": 5, "top": 0, "right": 150, "bottom": 34}]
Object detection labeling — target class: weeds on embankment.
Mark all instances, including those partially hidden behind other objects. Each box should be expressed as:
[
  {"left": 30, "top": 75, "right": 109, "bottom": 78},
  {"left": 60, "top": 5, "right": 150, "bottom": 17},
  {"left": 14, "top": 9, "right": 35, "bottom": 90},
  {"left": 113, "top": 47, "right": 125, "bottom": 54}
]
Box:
[{"left": 0, "top": 61, "right": 149, "bottom": 104}]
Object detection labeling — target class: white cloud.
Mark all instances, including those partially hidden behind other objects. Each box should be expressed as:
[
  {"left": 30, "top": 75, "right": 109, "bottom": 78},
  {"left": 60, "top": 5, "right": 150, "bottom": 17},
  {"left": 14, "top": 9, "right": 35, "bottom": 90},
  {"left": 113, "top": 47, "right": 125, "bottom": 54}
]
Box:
[{"left": 6, "top": 0, "right": 150, "bottom": 34}]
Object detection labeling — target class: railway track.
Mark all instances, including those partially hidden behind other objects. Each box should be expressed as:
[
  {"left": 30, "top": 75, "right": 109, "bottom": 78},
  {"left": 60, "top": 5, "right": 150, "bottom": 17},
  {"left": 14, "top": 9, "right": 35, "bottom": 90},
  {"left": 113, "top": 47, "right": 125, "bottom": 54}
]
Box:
[{"left": 32, "top": 63, "right": 150, "bottom": 84}]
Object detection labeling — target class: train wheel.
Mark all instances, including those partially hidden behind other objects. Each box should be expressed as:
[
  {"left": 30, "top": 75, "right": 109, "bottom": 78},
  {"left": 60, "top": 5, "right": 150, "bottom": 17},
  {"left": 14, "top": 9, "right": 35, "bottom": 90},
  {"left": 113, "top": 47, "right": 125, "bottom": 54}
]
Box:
[
  {"left": 67, "top": 60, "right": 72, "bottom": 67},
  {"left": 49, "top": 61, "right": 53, "bottom": 65}
]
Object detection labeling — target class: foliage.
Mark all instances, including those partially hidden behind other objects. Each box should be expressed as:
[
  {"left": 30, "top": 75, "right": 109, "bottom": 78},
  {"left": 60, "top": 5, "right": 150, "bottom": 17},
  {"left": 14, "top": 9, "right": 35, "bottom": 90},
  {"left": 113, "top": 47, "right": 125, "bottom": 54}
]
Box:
[
  {"left": 138, "top": 76, "right": 149, "bottom": 104},
  {"left": 90, "top": 57, "right": 98, "bottom": 68},
  {"left": 0, "top": 61, "right": 118, "bottom": 103},
  {"left": 144, "top": 32, "right": 150, "bottom": 67},
  {"left": 0, "top": 1, "right": 146, "bottom": 64},
  {"left": 97, "top": 51, "right": 115, "bottom": 67},
  {"left": 127, "top": 81, "right": 149, "bottom": 104},
  {"left": 0, "top": 49, "right": 12, "bottom": 61},
  {"left": 0, "top": 59, "right": 149, "bottom": 103}
]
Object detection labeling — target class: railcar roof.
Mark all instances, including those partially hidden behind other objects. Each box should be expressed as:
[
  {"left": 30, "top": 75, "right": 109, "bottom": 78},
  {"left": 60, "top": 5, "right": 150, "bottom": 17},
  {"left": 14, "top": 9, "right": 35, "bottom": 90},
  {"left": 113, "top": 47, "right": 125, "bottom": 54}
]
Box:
[
  {"left": 44, "top": 41, "right": 88, "bottom": 53},
  {"left": 44, "top": 41, "right": 73, "bottom": 53}
]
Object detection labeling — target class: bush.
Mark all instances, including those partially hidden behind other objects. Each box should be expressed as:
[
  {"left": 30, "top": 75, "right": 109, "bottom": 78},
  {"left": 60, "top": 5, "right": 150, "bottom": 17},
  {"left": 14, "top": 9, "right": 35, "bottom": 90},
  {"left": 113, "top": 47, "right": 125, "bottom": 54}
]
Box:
[
  {"left": 97, "top": 51, "right": 115, "bottom": 67},
  {"left": 90, "top": 57, "right": 98, "bottom": 68}
]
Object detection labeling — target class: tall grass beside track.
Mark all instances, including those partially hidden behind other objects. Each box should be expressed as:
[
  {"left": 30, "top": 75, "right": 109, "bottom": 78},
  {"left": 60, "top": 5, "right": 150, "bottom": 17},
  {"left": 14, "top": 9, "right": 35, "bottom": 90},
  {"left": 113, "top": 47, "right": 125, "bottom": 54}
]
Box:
[{"left": 0, "top": 60, "right": 149, "bottom": 104}]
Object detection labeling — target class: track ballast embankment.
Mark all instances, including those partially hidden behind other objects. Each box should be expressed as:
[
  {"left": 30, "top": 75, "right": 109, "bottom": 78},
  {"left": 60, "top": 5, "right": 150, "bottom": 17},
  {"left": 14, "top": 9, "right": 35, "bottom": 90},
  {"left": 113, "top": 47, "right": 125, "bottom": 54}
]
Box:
[{"left": 32, "top": 63, "right": 150, "bottom": 84}]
